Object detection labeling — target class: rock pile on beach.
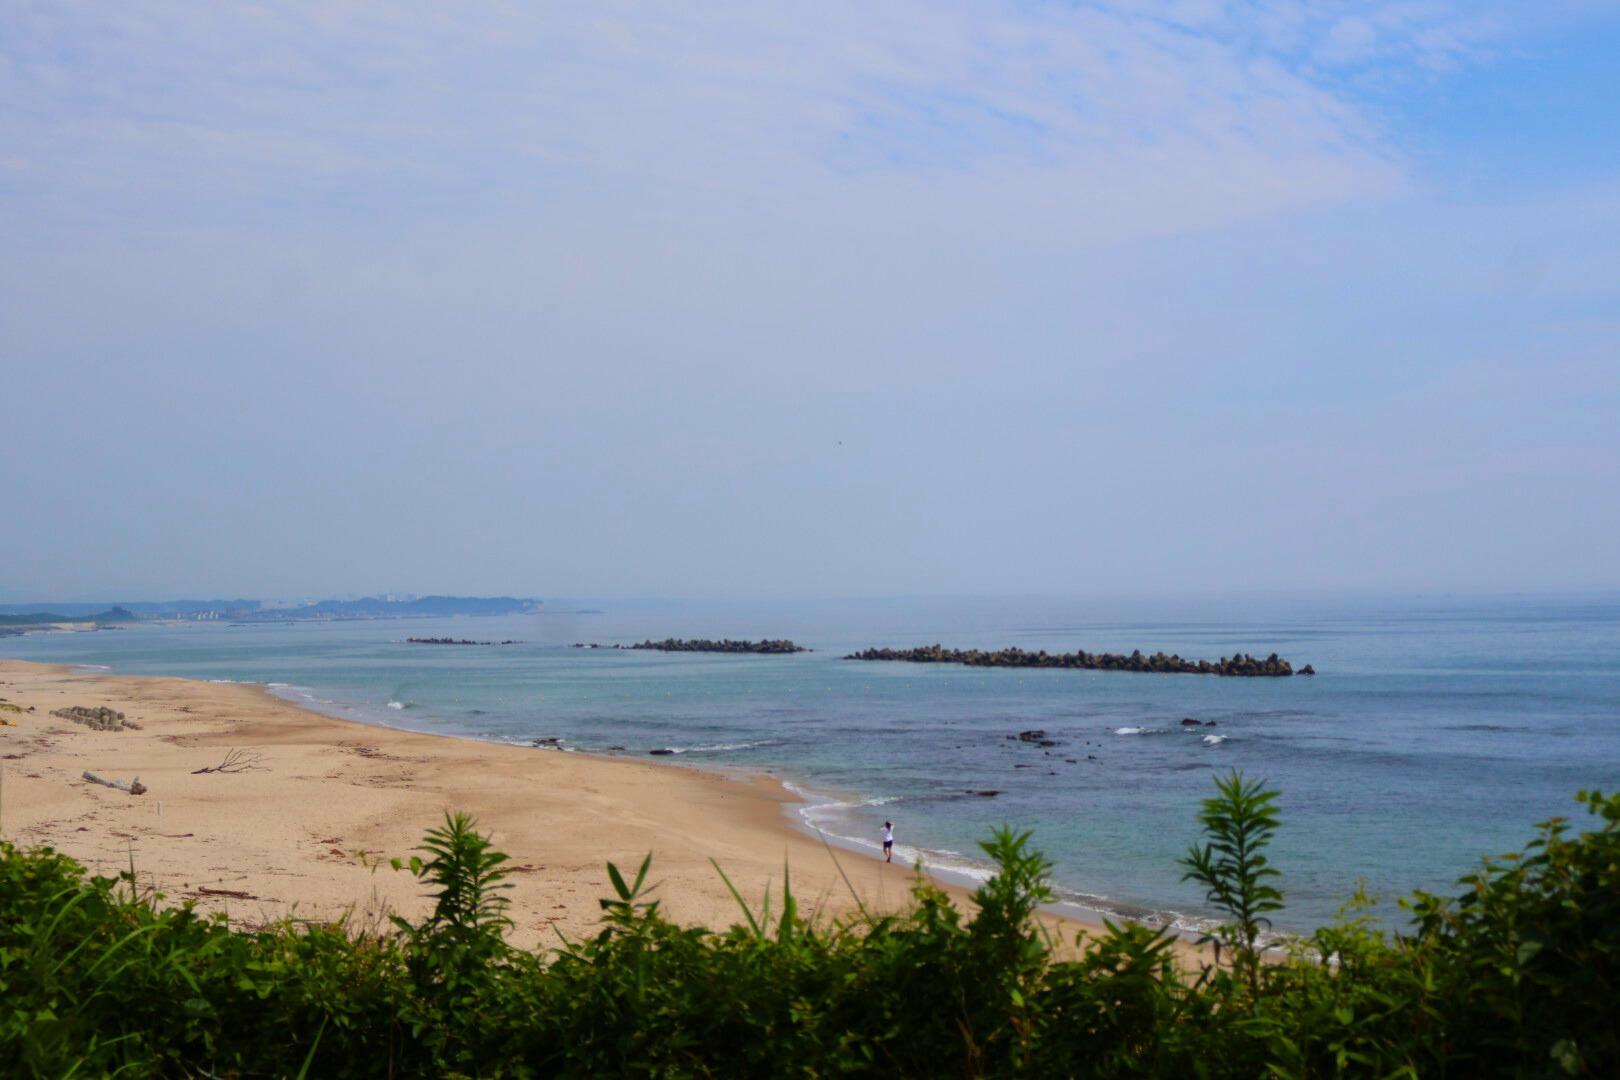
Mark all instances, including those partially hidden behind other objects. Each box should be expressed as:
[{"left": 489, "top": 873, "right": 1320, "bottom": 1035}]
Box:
[
  {"left": 843, "top": 645, "right": 1301, "bottom": 677},
  {"left": 52, "top": 706, "right": 143, "bottom": 732}
]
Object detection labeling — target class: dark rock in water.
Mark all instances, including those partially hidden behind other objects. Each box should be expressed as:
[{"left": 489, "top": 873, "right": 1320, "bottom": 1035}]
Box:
[
  {"left": 969, "top": 789, "right": 1001, "bottom": 797},
  {"left": 531, "top": 737, "right": 563, "bottom": 747},
  {"left": 607, "top": 745, "right": 626, "bottom": 751},
  {"left": 844, "top": 644, "right": 1301, "bottom": 677},
  {"left": 1180, "top": 717, "right": 1202, "bottom": 726},
  {"left": 1299, "top": 664, "right": 1316, "bottom": 676},
  {"left": 626, "top": 638, "right": 808, "bottom": 654},
  {"left": 648, "top": 748, "right": 676, "bottom": 756},
  {"left": 1016, "top": 729, "right": 1047, "bottom": 742},
  {"left": 408, "top": 637, "right": 521, "bottom": 646},
  {"left": 1014, "top": 764, "right": 1034, "bottom": 769},
  {"left": 1205, "top": 721, "right": 1217, "bottom": 727},
  {"left": 1065, "top": 758, "right": 1078, "bottom": 764}
]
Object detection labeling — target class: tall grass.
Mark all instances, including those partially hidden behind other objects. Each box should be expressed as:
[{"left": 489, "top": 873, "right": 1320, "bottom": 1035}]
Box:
[{"left": 1, "top": 776, "right": 1615, "bottom": 1077}]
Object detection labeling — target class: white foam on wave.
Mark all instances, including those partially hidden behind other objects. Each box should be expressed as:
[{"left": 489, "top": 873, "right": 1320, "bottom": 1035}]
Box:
[
  {"left": 782, "top": 784, "right": 1000, "bottom": 883},
  {"left": 1114, "top": 726, "right": 1154, "bottom": 735},
  {"left": 781, "top": 782, "right": 1275, "bottom": 944},
  {"left": 387, "top": 700, "right": 409, "bottom": 710},
  {"left": 654, "top": 739, "right": 778, "bottom": 755},
  {"left": 494, "top": 735, "right": 579, "bottom": 752},
  {"left": 1202, "top": 734, "right": 1228, "bottom": 746}
]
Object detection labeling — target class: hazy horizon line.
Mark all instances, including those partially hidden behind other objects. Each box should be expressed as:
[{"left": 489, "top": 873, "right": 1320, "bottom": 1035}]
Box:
[{"left": 6, "top": 586, "right": 1619, "bottom": 608}]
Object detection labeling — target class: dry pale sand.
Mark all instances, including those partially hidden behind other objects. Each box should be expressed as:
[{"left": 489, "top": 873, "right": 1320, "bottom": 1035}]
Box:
[{"left": 0, "top": 659, "right": 1205, "bottom": 965}]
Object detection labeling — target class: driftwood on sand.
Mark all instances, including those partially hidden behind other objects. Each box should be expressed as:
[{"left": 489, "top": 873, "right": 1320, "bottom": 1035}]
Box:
[
  {"left": 192, "top": 748, "right": 265, "bottom": 774},
  {"left": 83, "top": 770, "right": 147, "bottom": 795}
]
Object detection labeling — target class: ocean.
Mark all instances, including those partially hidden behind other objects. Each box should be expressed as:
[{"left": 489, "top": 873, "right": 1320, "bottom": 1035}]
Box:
[{"left": 6, "top": 592, "right": 1617, "bottom": 935}]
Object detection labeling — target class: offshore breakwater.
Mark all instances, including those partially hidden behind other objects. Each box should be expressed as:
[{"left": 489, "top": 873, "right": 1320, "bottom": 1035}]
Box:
[{"left": 844, "top": 644, "right": 1308, "bottom": 677}]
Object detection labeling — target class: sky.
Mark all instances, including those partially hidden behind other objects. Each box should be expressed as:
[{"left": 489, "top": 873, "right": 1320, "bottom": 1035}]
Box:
[{"left": 2, "top": 1, "right": 1618, "bottom": 601}]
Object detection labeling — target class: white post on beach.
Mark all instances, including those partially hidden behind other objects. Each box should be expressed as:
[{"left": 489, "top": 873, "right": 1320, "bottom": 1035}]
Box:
[{"left": 157, "top": 800, "right": 163, "bottom": 818}]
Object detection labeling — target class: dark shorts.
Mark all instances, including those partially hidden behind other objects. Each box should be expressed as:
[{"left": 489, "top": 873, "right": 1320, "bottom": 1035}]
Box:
[{"left": 883, "top": 840, "right": 893, "bottom": 849}]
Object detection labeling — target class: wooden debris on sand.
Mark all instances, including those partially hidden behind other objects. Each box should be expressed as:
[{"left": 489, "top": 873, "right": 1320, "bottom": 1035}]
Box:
[
  {"left": 191, "top": 748, "right": 266, "bottom": 774},
  {"left": 83, "top": 770, "right": 148, "bottom": 795}
]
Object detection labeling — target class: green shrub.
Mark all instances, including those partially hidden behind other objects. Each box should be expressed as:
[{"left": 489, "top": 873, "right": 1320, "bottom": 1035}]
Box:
[{"left": 1, "top": 779, "right": 1616, "bottom": 1076}]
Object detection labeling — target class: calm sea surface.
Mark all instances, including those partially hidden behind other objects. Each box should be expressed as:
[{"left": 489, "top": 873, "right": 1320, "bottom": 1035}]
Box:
[{"left": 6, "top": 594, "right": 1617, "bottom": 934}]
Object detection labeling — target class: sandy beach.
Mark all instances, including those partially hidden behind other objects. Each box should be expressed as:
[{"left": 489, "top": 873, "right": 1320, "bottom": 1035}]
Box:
[{"left": 0, "top": 659, "right": 1171, "bottom": 959}]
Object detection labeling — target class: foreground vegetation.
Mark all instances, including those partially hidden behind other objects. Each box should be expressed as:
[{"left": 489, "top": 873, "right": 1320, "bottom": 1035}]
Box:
[{"left": 1, "top": 776, "right": 1614, "bottom": 1077}]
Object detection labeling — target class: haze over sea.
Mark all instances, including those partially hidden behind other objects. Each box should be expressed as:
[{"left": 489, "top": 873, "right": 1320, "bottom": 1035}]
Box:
[{"left": 7, "top": 592, "right": 1617, "bottom": 934}]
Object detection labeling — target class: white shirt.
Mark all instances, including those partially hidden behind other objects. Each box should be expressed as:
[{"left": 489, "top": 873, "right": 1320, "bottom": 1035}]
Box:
[{"left": 882, "top": 825, "right": 894, "bottom": 843}]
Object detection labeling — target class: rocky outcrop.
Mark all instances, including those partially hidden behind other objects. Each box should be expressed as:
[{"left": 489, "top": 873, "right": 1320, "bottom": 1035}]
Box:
[{"left": 843, "top": 645, "right": 1301, "bottom": 677}]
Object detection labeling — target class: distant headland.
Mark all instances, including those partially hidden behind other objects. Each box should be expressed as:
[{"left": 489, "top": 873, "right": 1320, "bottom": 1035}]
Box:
[
  {"left": 573, "top": 638, "right": 809, "bottom": 654},
  {"left": 843, "top": 645, "right": 1310, "bottom": 677},
  {"left": 0, "top": 605, "right": 139, "bottom": 637},
  {"left": 0, "top": 596, "right": 541, "bottom": 627}
]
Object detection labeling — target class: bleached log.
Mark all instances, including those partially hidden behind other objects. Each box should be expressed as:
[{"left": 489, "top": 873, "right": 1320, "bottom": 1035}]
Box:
[{"left": 83, "top": 771, "right": 148, "bottom": 795}]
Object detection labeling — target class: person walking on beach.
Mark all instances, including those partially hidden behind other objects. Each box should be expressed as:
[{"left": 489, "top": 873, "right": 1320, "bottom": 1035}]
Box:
[{"left": 882, "top": 821, "right": 895, "bottom": 863}]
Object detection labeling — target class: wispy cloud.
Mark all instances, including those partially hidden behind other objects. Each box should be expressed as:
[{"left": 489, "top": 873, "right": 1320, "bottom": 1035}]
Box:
[{"left": 2, "top": 1, "right": 1522, "bottom": 245}]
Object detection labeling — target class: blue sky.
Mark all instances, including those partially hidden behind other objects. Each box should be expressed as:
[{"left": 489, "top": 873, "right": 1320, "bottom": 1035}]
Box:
[{"left": 2, "top": 1, "right": 1617, "bottom": 599}]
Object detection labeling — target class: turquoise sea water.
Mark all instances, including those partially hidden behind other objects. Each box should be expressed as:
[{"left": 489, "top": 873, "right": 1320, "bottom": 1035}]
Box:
[{"left": 5, "top": 593, "right": 1617, "bottom": 934}]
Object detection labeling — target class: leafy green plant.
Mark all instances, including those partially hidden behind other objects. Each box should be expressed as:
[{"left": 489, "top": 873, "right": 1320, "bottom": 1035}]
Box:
[
  {"left": 1405, "top": 788, "right": 1620, "bottom": 1076},
  {"left": 391, "top": 810, "right": 512, "bottom": 946},
  {"left": 1181, "top": 768, "right": 1284, "bottom": 992}
]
